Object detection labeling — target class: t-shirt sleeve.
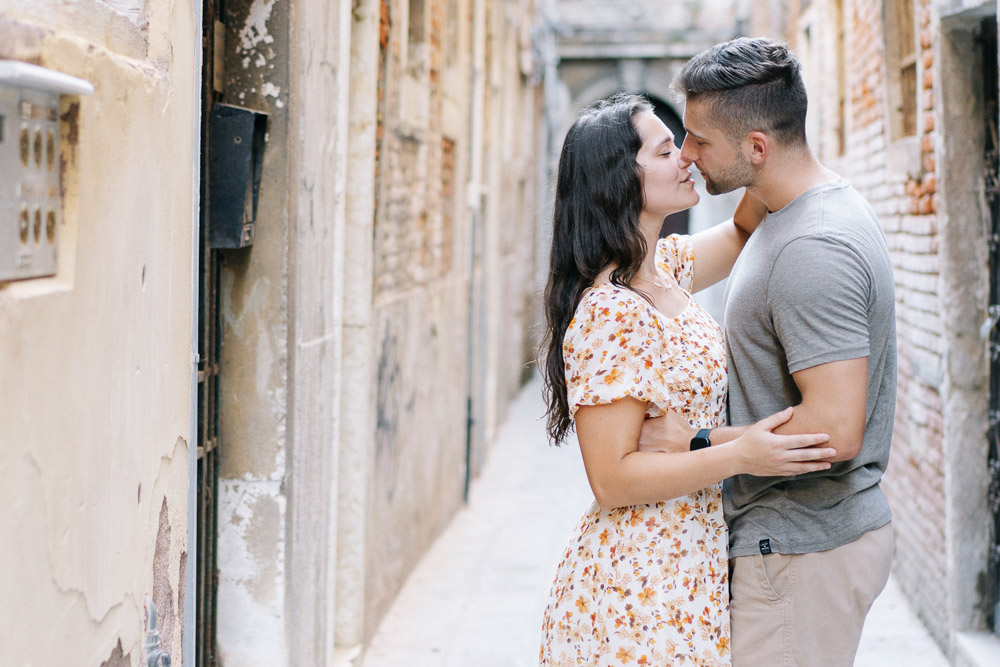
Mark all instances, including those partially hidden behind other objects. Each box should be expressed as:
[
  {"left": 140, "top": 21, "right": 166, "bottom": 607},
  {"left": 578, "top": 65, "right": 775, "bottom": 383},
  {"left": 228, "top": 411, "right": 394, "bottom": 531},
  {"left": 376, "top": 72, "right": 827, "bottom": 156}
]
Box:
[
  {"left": 767, "top": 236, "right": 872, "bottom": 374},
  {"left": 656, "top": 234, "right": 695, "bottom": 291},
  {"left": 563, "top": 292, "right": 668, "bottom": 416}
]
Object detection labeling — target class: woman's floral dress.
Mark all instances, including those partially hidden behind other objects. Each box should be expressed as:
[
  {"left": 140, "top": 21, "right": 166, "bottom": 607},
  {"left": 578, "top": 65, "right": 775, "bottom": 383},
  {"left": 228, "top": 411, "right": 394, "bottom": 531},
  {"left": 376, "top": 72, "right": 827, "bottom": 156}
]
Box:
[{"left": 540, "top": 235, "right": 731, "bottom": 666}]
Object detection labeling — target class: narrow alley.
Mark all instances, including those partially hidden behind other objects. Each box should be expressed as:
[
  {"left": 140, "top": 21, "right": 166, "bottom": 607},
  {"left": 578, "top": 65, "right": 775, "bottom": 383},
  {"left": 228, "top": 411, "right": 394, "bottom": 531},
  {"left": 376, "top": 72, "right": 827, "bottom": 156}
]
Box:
[
  {"left": 5, "top": 0, "right": 1000, "bottom": 665},
  {"left": 362, "top": 377, "right": 949, "bottom": 667}
]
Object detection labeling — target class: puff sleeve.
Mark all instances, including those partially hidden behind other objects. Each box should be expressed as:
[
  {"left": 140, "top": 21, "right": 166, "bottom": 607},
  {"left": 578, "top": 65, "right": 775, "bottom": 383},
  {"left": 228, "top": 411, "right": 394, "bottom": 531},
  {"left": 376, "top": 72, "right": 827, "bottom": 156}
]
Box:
[{"left": 563, "top": 290, "right": 672, "bottom": 418}]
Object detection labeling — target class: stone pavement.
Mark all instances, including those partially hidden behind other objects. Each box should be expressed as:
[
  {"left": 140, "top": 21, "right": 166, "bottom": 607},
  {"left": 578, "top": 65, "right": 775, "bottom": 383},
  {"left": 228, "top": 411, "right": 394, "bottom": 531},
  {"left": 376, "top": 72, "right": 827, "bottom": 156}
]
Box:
[{"left": 362, "top": 377, "right": 949, "bottom": 667}]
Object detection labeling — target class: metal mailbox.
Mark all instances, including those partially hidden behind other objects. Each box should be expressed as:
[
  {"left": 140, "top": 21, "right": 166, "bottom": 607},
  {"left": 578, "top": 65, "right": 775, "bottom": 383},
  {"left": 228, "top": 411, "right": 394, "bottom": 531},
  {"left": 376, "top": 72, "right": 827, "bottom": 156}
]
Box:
[{"left": 208, "top": 103, "right": 267, "bottom": 249}]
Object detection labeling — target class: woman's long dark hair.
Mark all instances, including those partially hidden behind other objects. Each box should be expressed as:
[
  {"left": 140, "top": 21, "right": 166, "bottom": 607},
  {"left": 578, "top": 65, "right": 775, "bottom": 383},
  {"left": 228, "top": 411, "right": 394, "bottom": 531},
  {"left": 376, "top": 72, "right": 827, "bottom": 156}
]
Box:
[{"left": 542, "top": 93, "right": 652, "bottom": 445}]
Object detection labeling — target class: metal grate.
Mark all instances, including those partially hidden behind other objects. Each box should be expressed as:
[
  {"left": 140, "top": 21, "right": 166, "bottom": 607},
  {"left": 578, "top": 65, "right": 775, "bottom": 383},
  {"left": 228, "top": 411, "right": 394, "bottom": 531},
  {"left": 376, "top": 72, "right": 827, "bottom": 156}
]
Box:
[
  {"left": 196, "top": 0, "right": 224, "bottom": 662},
  {"left": 981, "top": 15, "right": 1000, "bottom": 636}
]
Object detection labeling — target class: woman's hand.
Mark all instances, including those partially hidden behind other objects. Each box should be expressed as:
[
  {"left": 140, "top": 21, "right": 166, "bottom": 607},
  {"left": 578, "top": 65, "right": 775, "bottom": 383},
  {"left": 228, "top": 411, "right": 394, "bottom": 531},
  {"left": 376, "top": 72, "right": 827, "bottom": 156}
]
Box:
[
  {"left": 733, "top": 189, "right": 769, "bottom": 236},
  {"left": 729, "top": 407, "right": 835, "bottom": 476}
]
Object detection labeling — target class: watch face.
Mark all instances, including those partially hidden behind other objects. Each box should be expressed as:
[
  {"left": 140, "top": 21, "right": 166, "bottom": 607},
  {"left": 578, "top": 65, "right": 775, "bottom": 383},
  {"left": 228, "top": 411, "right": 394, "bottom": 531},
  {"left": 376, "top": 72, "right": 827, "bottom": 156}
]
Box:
[{"left": 691, "top": 429, "right": 712, "bottom": 450}]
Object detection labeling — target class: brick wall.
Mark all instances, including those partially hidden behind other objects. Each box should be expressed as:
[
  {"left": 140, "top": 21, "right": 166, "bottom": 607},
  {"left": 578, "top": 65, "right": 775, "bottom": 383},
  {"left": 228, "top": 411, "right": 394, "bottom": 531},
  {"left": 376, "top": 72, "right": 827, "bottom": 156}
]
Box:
[
  {"left": 873, "top": 0, "right": 950, "bottom": 645},
  {"left": 374, "top": 1, "right": 456, "bottom": 294},
  {"left": 830, "top": 0, "right": 949, "bottom": 643}
]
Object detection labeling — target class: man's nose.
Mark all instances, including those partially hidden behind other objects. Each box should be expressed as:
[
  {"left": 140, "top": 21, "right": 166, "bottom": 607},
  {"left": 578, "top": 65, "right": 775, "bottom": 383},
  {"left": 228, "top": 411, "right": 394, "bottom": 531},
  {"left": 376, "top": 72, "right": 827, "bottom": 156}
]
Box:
[
  {"left": 677, "top": 148, "right": 693, "bottom": 169},
  {"left": 679, "top": 139, "right": 695, "bottom": 166}
]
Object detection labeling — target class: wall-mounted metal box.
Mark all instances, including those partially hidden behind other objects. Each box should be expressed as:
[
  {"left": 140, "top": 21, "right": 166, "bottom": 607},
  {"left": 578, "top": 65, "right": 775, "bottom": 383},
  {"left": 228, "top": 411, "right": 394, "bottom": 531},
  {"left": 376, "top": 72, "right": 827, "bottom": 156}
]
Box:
[
  {"left": 208, "top": 104, "right": 267, "bottom": 249},
  {"left": 0, "top": 61, "right": 92, "bottom": 282}
]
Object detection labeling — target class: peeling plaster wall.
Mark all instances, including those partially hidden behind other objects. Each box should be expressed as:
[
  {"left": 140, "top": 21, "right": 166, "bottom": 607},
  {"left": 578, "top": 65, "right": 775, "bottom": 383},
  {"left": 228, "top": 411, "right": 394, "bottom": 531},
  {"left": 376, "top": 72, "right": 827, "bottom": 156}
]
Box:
[
  {"left": 214, "top": 0, "right": 291, "bottom": 662},
  {"left": 213, "top": 0, "right": 354, "bottom": 662},
  {"left": 363, "top": 0, "right": 477, "bottom": 627},
  {"left": 0, "top": 1, "right": 196, "bottom": 665}
]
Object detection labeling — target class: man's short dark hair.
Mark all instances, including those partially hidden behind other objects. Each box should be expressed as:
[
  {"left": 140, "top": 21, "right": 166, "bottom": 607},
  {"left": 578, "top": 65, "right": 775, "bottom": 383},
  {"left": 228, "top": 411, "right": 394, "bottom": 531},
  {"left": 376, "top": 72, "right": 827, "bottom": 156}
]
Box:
[{"left": 672, "top": 37, "right": 808, "bottom": 147}]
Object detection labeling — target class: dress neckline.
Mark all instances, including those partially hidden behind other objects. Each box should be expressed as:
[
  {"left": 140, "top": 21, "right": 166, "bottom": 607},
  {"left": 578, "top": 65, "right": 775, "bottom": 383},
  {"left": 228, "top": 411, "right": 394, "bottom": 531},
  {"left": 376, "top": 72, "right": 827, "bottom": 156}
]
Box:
[{"left": 584, "top": 282, "right": 694, "bottom": 322}]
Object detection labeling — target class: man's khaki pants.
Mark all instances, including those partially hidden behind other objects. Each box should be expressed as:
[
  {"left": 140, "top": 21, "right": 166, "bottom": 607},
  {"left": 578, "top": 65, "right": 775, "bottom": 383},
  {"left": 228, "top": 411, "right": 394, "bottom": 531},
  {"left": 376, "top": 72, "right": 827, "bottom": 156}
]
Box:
[{"left": 730, "top": 523, "right": 894, "bottom": 667}]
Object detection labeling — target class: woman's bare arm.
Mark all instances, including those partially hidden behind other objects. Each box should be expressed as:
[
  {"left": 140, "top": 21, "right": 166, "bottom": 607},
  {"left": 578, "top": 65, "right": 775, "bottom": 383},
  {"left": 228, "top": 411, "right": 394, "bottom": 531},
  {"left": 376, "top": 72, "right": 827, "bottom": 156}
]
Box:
[{"left": 576, "top": 398, "right": 833, "bottom": 509}]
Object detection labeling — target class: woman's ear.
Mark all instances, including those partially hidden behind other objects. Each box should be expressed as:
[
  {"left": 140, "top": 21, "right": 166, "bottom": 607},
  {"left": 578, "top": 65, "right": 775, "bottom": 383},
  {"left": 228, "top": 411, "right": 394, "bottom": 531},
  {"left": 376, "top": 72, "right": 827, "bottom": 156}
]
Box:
[{"left": 745, "top": 131, "right": 769, "bottom": 164}]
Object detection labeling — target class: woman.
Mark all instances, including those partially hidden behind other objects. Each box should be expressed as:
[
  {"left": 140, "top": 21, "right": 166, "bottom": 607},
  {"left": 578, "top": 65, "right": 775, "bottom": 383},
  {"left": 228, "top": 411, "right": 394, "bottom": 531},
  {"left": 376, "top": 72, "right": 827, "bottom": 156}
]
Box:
[{"left": 538, "top": 94, "right": 835, "bottom": 665}]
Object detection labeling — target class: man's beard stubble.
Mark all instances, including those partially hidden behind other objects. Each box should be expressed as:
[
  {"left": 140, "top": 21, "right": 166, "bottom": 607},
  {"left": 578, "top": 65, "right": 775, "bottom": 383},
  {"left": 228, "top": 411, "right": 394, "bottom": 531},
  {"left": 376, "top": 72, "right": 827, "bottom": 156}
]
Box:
[{"left": 702, "top": 153, "right": 758, "bottom": 195}]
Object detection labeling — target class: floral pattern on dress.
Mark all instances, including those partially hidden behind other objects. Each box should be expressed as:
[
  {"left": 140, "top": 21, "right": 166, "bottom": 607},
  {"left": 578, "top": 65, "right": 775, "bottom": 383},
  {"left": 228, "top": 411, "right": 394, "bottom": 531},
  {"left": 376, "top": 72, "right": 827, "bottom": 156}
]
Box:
[{"left": 540, "top": 235, "right": 731, "bottom": 666}]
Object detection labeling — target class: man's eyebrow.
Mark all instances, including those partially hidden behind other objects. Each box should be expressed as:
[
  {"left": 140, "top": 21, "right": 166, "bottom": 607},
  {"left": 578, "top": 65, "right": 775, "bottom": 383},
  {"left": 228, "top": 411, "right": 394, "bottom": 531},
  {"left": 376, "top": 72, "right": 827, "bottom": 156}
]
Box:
[{"left": 684, "top": 128, "right": 706, "bottom": 141}]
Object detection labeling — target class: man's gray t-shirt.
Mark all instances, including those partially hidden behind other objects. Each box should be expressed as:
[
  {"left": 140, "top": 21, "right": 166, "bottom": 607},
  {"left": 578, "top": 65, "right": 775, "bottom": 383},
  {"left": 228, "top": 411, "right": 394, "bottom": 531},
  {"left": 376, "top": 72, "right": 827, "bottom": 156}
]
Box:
[{"left": 723, "top": 177, "right": 896, "bottom": 557}]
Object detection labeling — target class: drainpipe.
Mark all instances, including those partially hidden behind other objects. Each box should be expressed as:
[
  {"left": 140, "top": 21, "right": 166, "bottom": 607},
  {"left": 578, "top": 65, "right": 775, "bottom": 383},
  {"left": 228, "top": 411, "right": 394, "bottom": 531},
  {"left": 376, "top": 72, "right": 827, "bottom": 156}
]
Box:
[
  {"left": 144, "top": 597, "right": 172, "bottom": 667},
  {"left": 465, "top": 0, "right": 487, "bottom": 500}
]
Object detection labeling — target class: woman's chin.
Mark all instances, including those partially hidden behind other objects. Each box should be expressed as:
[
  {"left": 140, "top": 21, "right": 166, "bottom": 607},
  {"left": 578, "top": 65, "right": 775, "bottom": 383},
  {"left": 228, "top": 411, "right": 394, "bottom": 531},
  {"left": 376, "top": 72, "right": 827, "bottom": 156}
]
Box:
[{"left": 670, "top": 195, "right": 700, "bottom": 213}]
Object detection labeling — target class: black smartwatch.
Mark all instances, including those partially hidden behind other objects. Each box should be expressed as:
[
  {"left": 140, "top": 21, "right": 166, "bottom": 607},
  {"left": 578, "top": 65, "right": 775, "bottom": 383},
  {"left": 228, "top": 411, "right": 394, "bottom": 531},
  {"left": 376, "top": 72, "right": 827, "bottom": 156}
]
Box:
[{"left": 690, "top": 428, "right": 712, "bottom": 451}]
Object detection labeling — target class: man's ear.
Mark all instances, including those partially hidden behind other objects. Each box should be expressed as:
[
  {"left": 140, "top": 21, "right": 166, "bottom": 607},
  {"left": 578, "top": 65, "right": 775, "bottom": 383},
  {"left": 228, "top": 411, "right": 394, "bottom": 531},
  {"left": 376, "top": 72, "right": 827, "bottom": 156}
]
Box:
[{"left": 744, "top": 131, "right": 769, "bottom": 164}]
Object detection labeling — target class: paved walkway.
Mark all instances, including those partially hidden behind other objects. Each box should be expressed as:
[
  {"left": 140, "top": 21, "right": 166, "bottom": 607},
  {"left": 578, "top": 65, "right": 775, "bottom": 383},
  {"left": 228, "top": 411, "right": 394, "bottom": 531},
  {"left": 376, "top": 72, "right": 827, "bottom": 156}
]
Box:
[{"left": 363, "top": 377, "right": 949, "bottom": 667}]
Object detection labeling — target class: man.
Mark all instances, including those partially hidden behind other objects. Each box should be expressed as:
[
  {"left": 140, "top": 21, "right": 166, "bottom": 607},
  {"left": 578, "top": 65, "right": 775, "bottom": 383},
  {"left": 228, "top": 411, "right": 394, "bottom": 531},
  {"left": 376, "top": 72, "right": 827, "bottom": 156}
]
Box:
[{"left": 643, "top": 37, "right": 897, "bottom": 666}]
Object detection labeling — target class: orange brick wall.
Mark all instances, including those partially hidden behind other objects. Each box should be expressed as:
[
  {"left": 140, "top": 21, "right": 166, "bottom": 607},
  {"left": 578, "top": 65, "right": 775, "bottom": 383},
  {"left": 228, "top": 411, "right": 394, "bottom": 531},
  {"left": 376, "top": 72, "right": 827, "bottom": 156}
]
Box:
[{"left": 878, "top": 0, "right": 949, "bottom": 645}]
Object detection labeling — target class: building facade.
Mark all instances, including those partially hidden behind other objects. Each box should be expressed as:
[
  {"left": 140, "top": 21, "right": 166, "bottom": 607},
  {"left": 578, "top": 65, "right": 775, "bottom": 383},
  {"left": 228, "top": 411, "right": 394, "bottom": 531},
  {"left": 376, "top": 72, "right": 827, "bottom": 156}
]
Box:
[
  {"left": 0, "top": 0, "right": 541, "bottom": 665},
  {"left": 751, "top": 1, "right": 1000, "bottom": 664}
]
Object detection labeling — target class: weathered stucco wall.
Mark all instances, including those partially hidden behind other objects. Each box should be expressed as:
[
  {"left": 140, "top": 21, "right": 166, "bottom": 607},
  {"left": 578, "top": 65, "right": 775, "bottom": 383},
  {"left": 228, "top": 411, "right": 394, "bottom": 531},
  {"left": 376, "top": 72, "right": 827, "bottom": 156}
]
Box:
[
  {"left": 212, "top": 0, "right": 354, "bottom": 663},
  {"left": 362, "top": 0, "right": 478, "bottom": 637},
  {"left": 0, "top": 1, "right": 196, "bottom": 664},
  {"left": 348, "top": 0, "right": 542, "bottom": 649},
  {"left": 0, "top": 0, "right": 543, "bottom": 663},
  {"left": 213, "top": 0, "right": 292, "bottom": 662}
]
